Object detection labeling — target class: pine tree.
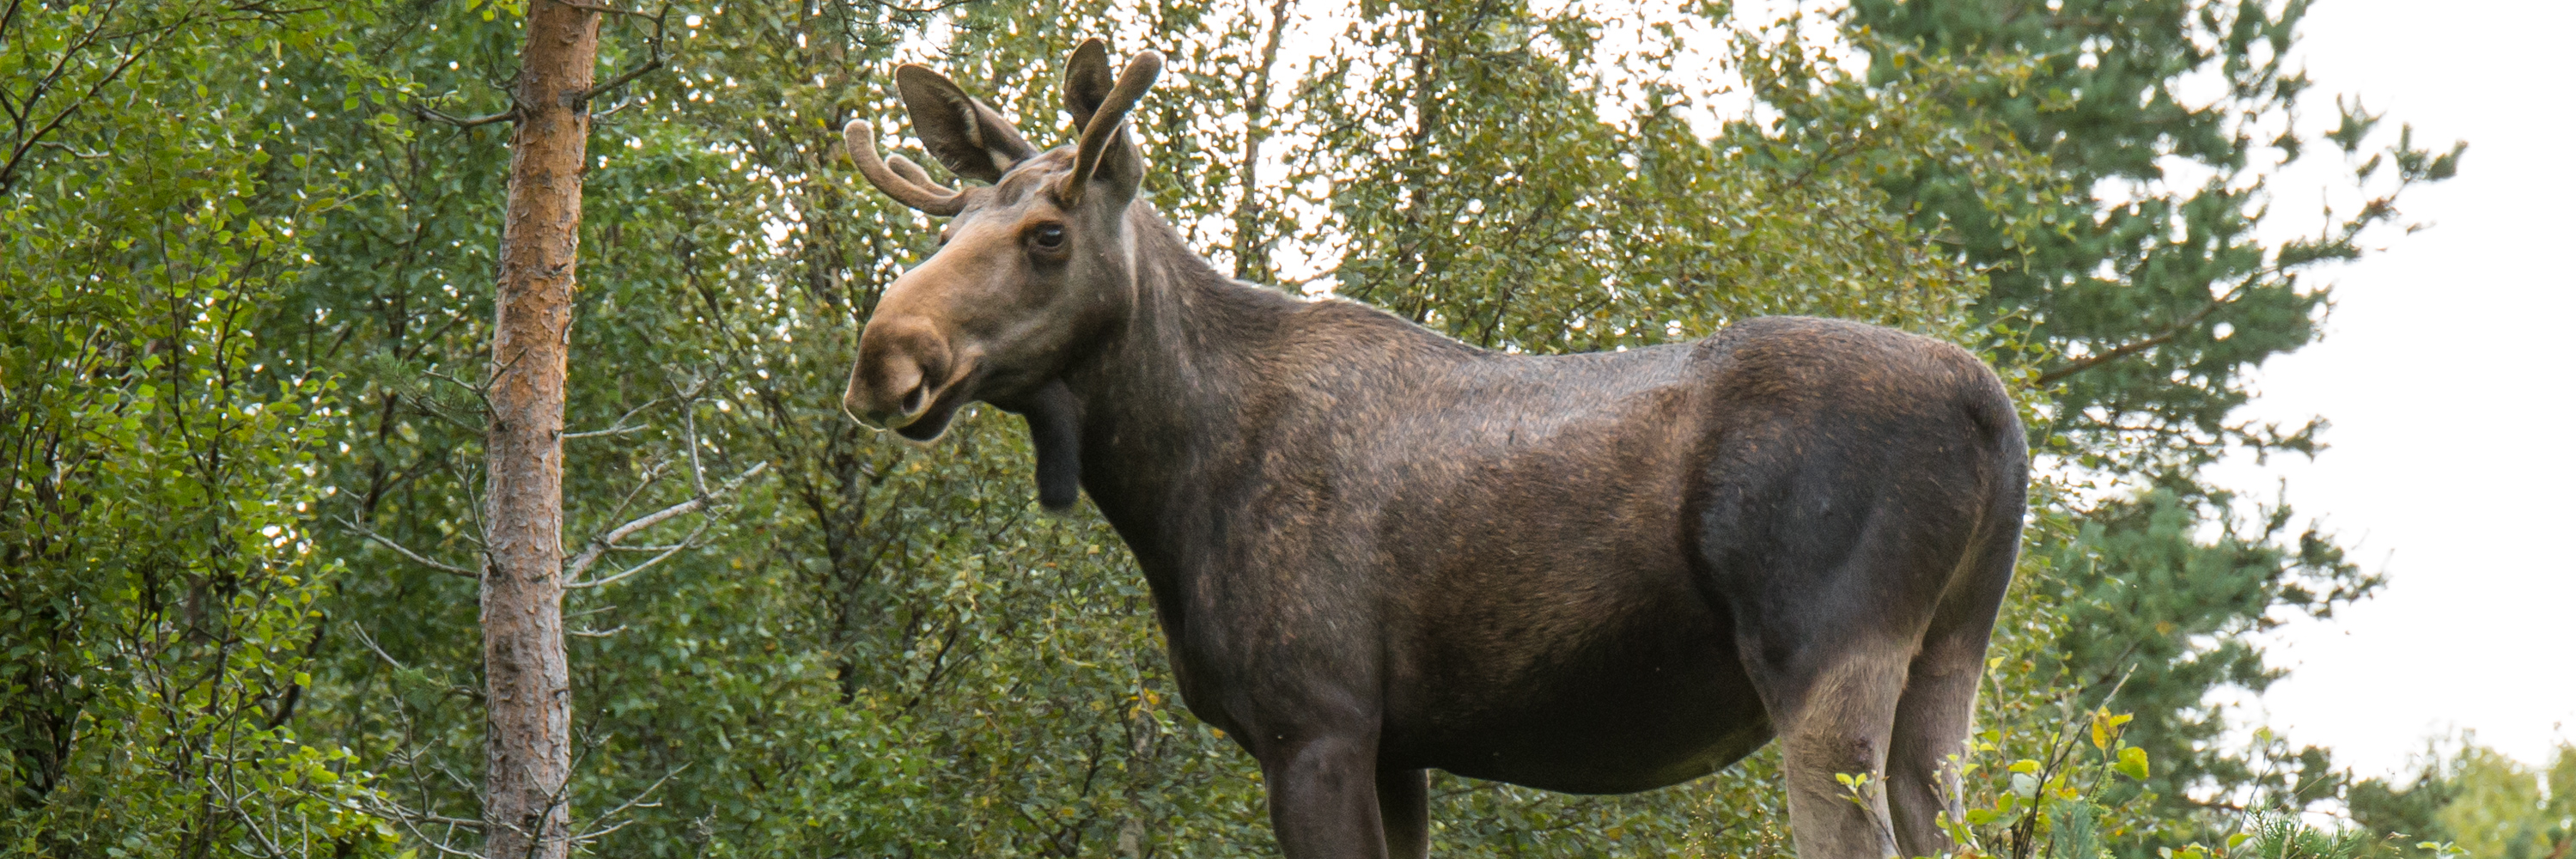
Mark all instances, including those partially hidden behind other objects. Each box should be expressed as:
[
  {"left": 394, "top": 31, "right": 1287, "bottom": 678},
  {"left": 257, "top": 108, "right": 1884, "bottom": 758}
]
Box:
[{"left": 1841, "top": 0, "right": 2459, "bottom": 839}]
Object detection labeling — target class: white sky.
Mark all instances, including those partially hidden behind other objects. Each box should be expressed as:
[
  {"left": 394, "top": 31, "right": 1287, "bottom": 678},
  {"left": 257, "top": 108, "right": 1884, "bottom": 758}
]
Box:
[{"left": 2202, "top": 0, "right": 2576, "bottom": 779}]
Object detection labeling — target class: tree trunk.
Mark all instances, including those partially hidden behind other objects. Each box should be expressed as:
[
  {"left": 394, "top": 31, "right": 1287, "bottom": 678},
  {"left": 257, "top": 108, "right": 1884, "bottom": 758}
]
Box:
[{"left": 482, "top": 4, "right": 597, "bottom": 858}]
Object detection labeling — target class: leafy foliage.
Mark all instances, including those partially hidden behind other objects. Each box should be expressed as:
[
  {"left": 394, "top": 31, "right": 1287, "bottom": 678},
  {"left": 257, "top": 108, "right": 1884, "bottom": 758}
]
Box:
[
  {"left": 0, "top": 3, "right": 400, "bottom": 856},
  {"left": 0, "top": 0, "right": 2464, "bottom": 857},
  {"left": 2347, "top": 740, "right": 2576, "bottom": 859}
]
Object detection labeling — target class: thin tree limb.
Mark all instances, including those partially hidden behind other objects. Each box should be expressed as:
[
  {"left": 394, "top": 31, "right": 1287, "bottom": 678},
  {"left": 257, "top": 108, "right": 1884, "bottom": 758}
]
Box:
[
  {"left": 2034, "top": 277, "right": 2256, "bottom": 386},
  {"left": 409, "top": 103, "right": 519, "bottom": 128},
  {"left": 338, "top": 515, "right": 480, "bottom": 578},
  {"left": 563, "top": 522, "right": 702, "bottom": 590},
  {"left": 563, "top": 396, "right": 661, "bottom": 438},
  {"left": 574, "top": 765, "right": 688, "bottom": 843},
  {"left": 561, "top": 460, "right": 766, "bottom": 584}
]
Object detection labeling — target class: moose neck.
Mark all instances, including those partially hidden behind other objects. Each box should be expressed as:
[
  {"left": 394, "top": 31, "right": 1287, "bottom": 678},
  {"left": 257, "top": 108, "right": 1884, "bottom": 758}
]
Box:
[{"left": 1052, "top": 204, "right": 1308, "bottom": 576}]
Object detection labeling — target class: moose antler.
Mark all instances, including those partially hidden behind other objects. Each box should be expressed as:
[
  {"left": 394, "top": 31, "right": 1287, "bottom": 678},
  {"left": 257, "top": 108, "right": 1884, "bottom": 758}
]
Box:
[
  {"left": 1061, "top": 47, "right": 1165, "bottom": 204},
  {"left": 843, "top": 116, "right": 966, "bottom": 216}
]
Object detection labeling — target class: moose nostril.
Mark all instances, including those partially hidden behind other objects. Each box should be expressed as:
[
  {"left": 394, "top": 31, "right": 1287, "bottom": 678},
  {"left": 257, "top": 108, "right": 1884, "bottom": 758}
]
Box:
[{"left": 899, "top": 382, "right": 927, "bottom": 415}]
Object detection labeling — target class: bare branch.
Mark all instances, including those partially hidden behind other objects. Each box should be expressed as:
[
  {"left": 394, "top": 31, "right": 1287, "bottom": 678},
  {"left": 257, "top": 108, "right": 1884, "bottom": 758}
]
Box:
[
  {"left": 559, "top": 423, "right": 644, "bottom": 440},
  {"left": 562, "top": 460, "right": 767, "bottom": 584},
  {"left": 338, "top": 515, "right": 480, "bottom": 578},
  {"left": 33, "top": 139, "right": 107, "bottom": 159},
  {"left": 563, "top": 501, "right": 696, "bottom": 580},
  {"left": 551, "top": 0, "right": 656, "bottom": 18},
  {"left": 564, "top": 396, "right": 663, "bottom": 440},
  {"left": 575, "top": 765, "right": 688, "bottom": 843},
  {"left": 563, "top": 523, "right": 701, "bottom": 590},
  {"left": 2034, "top": 277, "right": 2254, "bottom": 387},
  {"left": 383, "top": 812, "right": 490, "bottom": 858},
  {"left": 348, "top": 620, "right": 410, "bottom": 672},
  {"left": 410, "top": 103, "right": 519, "bottom": 128},
  {"left": 685, "top": 405, "right": 708, "bottom": 497}
]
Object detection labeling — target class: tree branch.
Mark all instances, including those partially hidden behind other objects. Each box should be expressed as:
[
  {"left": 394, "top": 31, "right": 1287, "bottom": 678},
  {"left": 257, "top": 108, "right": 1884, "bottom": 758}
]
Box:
[
  {"left": 571, "top": 3, "right": 669, "bottom": 106},
  {"left": 563, "top": 396, "right": 663, "bottom": 439},
  {"left": 2033, "top": 277, "right": 2256, "bottom": 387},
  {"left": 551, "top": 0, "right": 657, "bottom": 18},
  {"left": 410, "top": 103, "right": 519, "bottom": 128},
  {"left": 563, "top": 529, "right": 698, "bottom": 590},
  {"left": 338, "top": 515, "right": 480, "bottom": 578},
  {"left": 574, "top": 765, "right": 687, "bottom": 844},
  {"left": 562, "top": 460, "right": 767, "bottom": 584}
]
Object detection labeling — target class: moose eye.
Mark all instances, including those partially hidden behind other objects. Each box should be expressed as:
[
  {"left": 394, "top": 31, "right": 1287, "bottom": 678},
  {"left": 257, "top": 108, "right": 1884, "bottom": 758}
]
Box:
[{"left": 1029, "top": 224, "right": 1068, "bottom": 250}]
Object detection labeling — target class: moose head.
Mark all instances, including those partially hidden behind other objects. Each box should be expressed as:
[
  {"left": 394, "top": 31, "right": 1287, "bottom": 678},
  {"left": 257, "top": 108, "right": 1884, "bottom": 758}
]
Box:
[{"left": 841, "top": 40, "right": 1163, "bottom": 510}]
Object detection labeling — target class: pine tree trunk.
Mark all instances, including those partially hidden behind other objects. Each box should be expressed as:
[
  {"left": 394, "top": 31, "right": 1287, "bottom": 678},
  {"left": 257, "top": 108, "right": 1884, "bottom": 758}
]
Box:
[{"left": 483, "top": 4, "right": 597, "bottom": 858}]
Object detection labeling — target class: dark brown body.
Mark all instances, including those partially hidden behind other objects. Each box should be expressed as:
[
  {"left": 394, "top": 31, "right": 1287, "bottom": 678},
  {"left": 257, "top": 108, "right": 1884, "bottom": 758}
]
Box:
[
  {"left": 1069, "top": 218, "right": 2024, "bottom": 838},
  {"left": 841, "top": 42, "right": 2028, "bottom": 859}
]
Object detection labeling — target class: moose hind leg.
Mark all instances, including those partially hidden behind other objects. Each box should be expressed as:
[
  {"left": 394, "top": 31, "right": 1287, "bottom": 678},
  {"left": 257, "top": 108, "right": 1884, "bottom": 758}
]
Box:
[
  {"left": 1378, "top": 768, "right": 1428, "bottom": 859},
  {"left": 1754, "top": 643, "right": 1911, "bottom": 859},
  {"left": 1259, "top": 734, "right": 1392, "bottom": 859},
  {"left": 1885, "top": 629, "right": 1985, "bottom": 857},
  {"left": 1888, "top": 523, "right": 2016, "bottom": 857}
]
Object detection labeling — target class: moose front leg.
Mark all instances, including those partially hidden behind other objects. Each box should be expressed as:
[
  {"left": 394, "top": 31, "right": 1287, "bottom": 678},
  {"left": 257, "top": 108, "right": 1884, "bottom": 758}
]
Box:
[{"left": 1258, "top": 734, "right": 1392, "bottom": 859}]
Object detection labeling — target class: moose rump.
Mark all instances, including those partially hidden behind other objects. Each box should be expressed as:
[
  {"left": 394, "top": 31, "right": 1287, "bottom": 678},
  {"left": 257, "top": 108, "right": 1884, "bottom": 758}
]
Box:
[{"left": 839, "top": 39, "right": 2030, "bottom": 859}]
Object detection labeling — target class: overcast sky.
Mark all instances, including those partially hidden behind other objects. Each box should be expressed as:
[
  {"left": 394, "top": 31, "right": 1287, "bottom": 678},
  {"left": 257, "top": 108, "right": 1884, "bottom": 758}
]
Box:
[{"left": 2202, "top": 0, "right": 2576, "bottom": 778}]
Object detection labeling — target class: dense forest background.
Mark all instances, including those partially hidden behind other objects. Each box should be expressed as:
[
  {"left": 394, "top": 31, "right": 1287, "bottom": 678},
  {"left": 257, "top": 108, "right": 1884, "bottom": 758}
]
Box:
[{"left": 2, "top": 0, "right": 2561, "bottom": 857}]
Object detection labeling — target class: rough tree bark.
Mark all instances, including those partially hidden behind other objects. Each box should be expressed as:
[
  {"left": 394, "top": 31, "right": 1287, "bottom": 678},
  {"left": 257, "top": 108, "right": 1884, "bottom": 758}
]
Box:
[{"left": 483, "top": 3, "right": 598, "bottom": 858}]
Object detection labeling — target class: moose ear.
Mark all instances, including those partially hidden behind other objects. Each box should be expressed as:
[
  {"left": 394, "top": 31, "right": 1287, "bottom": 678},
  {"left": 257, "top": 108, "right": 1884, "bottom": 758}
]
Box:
[
  {"left": 893, "top": 64, "right": 1038, "bottom": 184},
  {"left": 1056, "top": 40, "right": 1160, "bottom": 206},
  {"left": 1061, "top": 39, "right": 1114, "bottom": 131}
]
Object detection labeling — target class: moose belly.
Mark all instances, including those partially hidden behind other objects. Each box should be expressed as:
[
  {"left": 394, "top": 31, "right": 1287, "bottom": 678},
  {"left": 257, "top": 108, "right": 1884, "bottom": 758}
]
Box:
[{"left": 1379, "top": 586, "right": 1774, "bottom": 795}]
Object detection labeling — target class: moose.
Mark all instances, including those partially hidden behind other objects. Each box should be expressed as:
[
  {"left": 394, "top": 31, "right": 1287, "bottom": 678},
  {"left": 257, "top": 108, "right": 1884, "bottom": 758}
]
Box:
[{"left": 839, "top": 40, "right": 2030, "bottom": 859}]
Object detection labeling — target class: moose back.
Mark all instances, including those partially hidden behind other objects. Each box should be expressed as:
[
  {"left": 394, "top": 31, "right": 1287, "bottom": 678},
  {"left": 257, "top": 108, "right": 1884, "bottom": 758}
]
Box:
[{"left": 839, "top": 40, "right": 2030, "bottom": 859}]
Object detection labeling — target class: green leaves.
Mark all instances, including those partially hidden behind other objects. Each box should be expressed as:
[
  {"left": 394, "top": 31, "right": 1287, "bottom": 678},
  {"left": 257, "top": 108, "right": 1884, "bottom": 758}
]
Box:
[{"left": 2115, "top": 747, "right": 2152, "bottom": 782}]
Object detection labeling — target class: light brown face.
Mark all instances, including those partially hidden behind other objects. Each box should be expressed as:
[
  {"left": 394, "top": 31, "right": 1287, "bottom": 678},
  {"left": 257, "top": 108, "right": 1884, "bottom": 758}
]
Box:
[
  {"left": 846, "top": 156, "right": 1093, "bottom": 440},
  {"left": 842, "top": 40, "right": 1162, "bottom": 442}
]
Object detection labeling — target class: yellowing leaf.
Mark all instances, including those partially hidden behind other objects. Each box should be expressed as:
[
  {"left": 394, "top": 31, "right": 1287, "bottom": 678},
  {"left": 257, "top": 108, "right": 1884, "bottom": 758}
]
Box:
[{"left": 2115, "top": 746, "right": 2151, "bottom": 780}]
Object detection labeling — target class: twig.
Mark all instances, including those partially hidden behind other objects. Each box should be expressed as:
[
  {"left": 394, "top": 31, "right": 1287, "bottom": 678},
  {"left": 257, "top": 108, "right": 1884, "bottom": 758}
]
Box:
[
  {"left": 575, "top": 765, "right": 689, "bottom": 843},
  {"left": 564, "top": 523, "right": 703, "bottom": 590},
  {"left": 685, "top": 405, "right": 709, "bottom": 497},
  {"left": 348, "top": 620, "right": 410, "bottom": 672},
  {"left": 2034, "top": 277, "right": 2256, "bottom": 386},
  {"left": 562, "top": 460, "right": 768, "bottom": 585},
  {"left": 563, "top": 499, "right": 697, "bottom": 581},
  {"left": 423, "top": 367, "right": 500, "bottom": 420},
  {"left": 410, "top": 103, "right": 518, "bottom": 128},
  {"left": 564, "top": 396, "right": 664, "bottom": 439},
  {"left": 338, "top": 515, "right": 480, "bottom": 578},
  {"left": 33, "top": 139, "right": 108, "bottom": 159},
  {"left": 560, "top": 423, "right": 645, "bottom": 440},
  {"left": 551, "top": 0, "right": 657, "bottom": 17}
]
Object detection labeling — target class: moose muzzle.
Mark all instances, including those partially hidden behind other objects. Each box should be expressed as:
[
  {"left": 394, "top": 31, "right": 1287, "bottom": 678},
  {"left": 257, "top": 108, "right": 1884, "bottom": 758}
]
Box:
[{"left": 846, "top": 313, "right": 960, "bottom": 438}]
